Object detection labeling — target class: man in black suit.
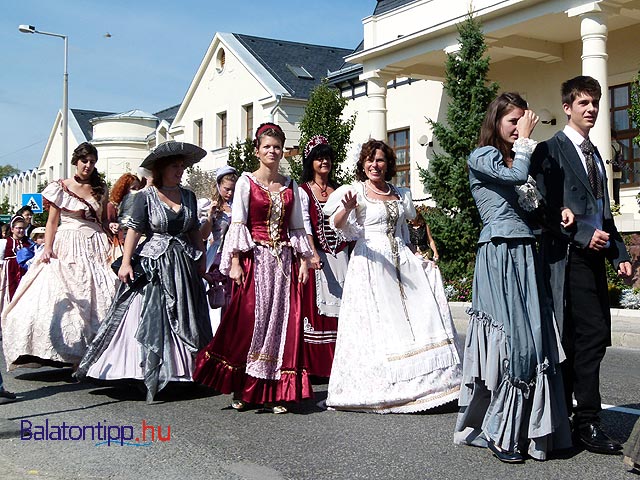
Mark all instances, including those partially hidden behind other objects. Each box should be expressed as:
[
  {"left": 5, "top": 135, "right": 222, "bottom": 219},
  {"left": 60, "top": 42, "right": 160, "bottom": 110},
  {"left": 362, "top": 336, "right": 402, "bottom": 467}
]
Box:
[{"left": 531, "top": 75, "right": 632, "bottom": 455}]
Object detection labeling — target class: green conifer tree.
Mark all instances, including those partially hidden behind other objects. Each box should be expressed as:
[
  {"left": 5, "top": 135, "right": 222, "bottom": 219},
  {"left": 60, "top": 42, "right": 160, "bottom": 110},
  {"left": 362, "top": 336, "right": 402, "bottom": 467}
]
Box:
[
  {"left": 290, "top": 79, "right": 356, "bottom": 185},
  {"left": 419, "top": 13, "right": 499, "bottom": 279}
]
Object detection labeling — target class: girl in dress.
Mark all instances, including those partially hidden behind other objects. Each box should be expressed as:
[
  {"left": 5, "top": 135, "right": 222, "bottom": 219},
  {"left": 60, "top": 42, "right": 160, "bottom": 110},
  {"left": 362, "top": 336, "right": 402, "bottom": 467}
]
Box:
[
  {"left": 200, "top": 165, "right": 237, "bottom": 333},
  {"left": 106, "top": 173, "right": 145, "bottom": 261},
  {"left": 453, "top": 92, "right": 572, "bottom": 462},
  {"left": 298, "top": 135, "right": 349, "bottom": 379},
  {"left": 0, "top": 215, "right": 31, "bottom": 311},
  {"left": 193, "top": 123, "right": 313, "bottom": 414},
  {"left": 77, "top": 141, "right": 212, "bottom": 402},
  {"left": 324, "top": 139, "right": 462, "bottom": 413},
  {"left": 2, "top": 142, "right": 117, "bottom": 370}
]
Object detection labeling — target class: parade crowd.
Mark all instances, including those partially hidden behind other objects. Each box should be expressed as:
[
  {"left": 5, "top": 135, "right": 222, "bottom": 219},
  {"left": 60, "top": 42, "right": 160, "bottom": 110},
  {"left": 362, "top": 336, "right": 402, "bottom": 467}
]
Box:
[{"left": 0, "top": 74, "right": 638, "bottom": 470}]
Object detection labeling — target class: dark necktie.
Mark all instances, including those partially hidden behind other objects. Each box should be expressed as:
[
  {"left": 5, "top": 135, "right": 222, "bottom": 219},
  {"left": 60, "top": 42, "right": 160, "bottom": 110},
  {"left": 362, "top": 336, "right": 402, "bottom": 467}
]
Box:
[{"left": 580, "top": 139, "right": 603, "bottom": 199}]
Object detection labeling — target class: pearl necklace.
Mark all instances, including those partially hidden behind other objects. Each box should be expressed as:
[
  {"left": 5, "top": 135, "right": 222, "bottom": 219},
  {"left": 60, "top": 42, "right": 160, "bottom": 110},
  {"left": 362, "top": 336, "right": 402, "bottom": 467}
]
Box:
[{"left": 366, "top": 180, "right": 392, "bottom": 196}]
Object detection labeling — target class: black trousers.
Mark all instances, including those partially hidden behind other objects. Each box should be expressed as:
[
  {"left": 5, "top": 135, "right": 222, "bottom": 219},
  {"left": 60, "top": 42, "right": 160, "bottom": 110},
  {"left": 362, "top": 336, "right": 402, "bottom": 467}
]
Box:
[{"left": 562, "top": 246, "right": 611, "bottom": 427}]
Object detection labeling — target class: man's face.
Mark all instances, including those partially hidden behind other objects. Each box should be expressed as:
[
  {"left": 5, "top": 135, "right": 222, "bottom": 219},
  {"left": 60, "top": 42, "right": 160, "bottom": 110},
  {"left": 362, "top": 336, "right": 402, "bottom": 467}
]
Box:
[{"left": 563, "top": 92, "right": 599, "bottom": 136}]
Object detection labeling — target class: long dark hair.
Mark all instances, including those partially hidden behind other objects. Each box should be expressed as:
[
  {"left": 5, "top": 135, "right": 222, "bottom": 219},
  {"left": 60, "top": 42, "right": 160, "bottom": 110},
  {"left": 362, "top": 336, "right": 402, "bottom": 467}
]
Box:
[
  {"left": 300, "top": 143, "right": 339, "bottom": 188},
  {"left": 71, "top": 142, "right": 106, "bottom": 202},
  {"left": 478, "top": 92, "right": 528, "bottom": 161}
]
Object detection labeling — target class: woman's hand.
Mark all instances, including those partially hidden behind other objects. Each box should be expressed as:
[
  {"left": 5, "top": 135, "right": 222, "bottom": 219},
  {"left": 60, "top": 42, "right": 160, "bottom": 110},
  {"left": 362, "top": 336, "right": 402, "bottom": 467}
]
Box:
[
  {"left": 118, "top": 262, "right": 135, "bottom": 283},
  {"left": 342, "top": 191, "right": 358, "bottom": 212},
  {"left": 309, "top": 253, "right": 322, "bottom": 270},
  {"left": 109, "top": 222, "right": 120, "bottom": 235},
  {"left": 561, "top": 208, "right": 575, "bottom": 228},
  {"left": 516, "top": 110, "right": 539, "bottom": 139},
  {"left": 298, "top": 257, "right": 309, "bottom": 285},
  {"left": 229, "top": 259, "right": 245, "bottom": 286},
  {"left": 40, "top": 246, "right": 55, "bottom": 264}
]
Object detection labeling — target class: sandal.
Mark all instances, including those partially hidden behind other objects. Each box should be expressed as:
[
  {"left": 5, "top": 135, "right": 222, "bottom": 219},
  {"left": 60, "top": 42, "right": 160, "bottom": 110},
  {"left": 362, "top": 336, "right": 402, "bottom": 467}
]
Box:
[{"left": 263, "top": 403, "right": 288, "bottom": 414}]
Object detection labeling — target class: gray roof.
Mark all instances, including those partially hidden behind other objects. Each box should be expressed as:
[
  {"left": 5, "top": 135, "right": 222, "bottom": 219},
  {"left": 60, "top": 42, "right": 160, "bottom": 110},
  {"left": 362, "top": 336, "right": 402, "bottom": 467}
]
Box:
[
  {"left": 154, "top": 104, "right": 180, "bottom": 123},
  {"left": 374, "top": 0, "right": 417, "bottom": 15},
  {"left": 232, "top": 33, "right": 352, "bottom": 99},
  {"left": 70, "top": 108, "right": 114, "bottom": 141}
]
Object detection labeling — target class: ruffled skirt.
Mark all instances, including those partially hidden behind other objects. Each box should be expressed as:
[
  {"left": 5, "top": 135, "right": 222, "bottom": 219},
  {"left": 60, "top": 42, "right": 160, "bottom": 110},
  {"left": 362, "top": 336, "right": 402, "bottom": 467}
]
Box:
[
  {"left": 453, "top": 238, "right": 571, "bottom": 459},
  {"left": 2, "top": 229, "right": 117, "bottom": 368}
]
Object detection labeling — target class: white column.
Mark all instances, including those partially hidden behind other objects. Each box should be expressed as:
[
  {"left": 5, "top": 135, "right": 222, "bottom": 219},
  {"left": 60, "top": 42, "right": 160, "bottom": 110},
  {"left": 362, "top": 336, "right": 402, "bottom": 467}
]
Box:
[
  {"left": 366, "top": 73, "right": 388, "bottom": 141},
  {"left": 575, "top": 7, "right": 613, "bottom": 197}
]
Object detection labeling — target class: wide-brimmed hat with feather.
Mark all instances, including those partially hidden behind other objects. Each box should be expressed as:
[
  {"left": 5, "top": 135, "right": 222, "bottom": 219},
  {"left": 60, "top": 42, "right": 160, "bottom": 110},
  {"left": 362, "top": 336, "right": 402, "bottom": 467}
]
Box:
[{"left": 140, "top": 141, "right": 207, "bottom": 170}]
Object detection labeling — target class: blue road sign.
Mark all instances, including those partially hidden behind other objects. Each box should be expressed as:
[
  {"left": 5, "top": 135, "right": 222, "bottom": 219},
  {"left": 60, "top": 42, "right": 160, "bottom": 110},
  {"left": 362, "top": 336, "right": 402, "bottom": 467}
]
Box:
[{"left": 22, "top": 193, "right": 43, "bottom": 213}]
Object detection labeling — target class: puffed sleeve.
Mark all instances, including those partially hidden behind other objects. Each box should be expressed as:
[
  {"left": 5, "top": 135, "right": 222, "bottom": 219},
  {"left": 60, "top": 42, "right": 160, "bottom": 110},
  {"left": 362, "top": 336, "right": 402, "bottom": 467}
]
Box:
[
  {"left": 468, "top": 143, "right": 532, "bottom": 185},
  {"left": 298, "top": 186, "right": 313, "bottom": 235},
  {"left": 323, "top": 184, "right": 363, "bottom": 241},
  {"left": 288, "top": 180, "right": 313, "bottom": 257},
  {"left": 121, "top": 189, "right": 149, "bottom": 232},
  {"left": 219, "top": 174, "right": 256, "bottom": 275},
  {"left": 42, "top": 181, "right": 64, "bottom": 209}
]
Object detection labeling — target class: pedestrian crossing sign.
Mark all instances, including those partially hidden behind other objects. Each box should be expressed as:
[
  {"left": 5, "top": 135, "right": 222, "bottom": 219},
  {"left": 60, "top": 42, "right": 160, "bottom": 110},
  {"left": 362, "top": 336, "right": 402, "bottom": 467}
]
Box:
[{"left": 22, "top": 193, "right": 43, "bottom": 213}]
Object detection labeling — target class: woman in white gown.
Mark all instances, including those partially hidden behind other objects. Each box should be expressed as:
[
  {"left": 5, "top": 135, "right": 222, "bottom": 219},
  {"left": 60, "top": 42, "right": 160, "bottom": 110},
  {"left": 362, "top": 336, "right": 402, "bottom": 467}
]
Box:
[
  {"left": 324, "top": 139, "right": 462, "bottom": 413},
  {"left": 2, "top": 142, "right": 117, "bottom": 370}
]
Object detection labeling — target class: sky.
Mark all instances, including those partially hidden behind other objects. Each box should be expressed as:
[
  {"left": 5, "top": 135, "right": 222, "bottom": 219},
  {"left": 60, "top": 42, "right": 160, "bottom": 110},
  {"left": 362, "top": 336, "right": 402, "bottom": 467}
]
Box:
[{"left": 1, "top": 0, "right": 374, "bottom": 171}]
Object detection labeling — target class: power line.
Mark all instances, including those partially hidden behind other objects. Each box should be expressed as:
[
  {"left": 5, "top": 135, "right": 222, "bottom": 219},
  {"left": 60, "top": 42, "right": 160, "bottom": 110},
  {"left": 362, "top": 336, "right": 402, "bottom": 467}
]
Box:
[{"left": 0, "top": 139, "right": 46, "bottom": 161}]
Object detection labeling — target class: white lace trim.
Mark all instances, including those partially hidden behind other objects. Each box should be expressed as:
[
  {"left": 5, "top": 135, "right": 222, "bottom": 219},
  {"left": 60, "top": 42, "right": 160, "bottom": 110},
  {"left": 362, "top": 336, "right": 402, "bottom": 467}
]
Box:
[{"left": 512, "top": 137, "right": 537, "bottom": 155}]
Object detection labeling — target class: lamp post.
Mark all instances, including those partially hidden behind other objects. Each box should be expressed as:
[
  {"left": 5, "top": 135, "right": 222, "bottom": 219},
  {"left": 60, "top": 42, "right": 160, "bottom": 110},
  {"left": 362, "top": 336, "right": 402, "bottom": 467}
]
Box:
[{"left": 19, "top": 24, "right": 69, "bottom": 179}]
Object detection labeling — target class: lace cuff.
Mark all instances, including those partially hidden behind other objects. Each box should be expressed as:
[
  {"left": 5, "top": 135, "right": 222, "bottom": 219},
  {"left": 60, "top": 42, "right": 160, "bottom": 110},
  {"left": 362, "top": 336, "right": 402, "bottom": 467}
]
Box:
[
  {"left": 513, "top": 137, "right": 537, "bottom": 156},
  {"left": 219, "top": 222, "right": 255, "bottom": 275},
  {"left": 289, "top": 228, "right": 313, "bottom": 257},
  {"left": 329, "top": 210, "right": 363, "bottom": 241},
  {"left": 515, "top": 175, "right": 543, "bottom": 212}
]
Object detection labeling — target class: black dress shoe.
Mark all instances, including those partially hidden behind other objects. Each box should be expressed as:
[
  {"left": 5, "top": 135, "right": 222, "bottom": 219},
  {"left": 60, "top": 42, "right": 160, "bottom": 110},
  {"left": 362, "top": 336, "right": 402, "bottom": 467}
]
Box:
[
  {"left": 575, "top": 423, "right": 622, "bottom": 455},
  {"left": 487, "top": 440, "right": 524, "bottom": 464}
]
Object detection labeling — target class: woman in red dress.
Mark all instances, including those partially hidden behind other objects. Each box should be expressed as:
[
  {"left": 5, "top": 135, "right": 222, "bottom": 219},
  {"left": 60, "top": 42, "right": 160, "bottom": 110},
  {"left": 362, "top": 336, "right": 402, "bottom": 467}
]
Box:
[
  {"left": 193, "top": 123, "right": 313, "bottom": 413},
  {"left": 0, "top": 216, "right": 31, "bottom": 311},
  {"left": 298, "top": 135, "right": 350, "bottom": 379}
]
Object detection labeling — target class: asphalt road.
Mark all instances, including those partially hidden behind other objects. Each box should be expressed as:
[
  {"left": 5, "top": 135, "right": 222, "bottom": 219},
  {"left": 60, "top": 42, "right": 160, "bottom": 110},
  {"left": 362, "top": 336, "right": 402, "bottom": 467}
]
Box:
[{"left": 0, "top": 345, "right": 638, "bottom": 480}]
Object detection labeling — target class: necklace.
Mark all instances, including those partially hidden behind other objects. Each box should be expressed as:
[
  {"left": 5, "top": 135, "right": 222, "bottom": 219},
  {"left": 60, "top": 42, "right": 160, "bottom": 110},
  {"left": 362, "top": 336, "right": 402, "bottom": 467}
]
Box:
[
  {"left": 74, "top": 174, "right": 90, "bottom": 185},
  {"left": 311, "top": 180, "right": 329, "bottom": 198},
  {"left": 366, "top": 180, "right": 392, "bottom": 196},
  {"left": 159, "top": 185, "right": 180, "bottom": 191}
]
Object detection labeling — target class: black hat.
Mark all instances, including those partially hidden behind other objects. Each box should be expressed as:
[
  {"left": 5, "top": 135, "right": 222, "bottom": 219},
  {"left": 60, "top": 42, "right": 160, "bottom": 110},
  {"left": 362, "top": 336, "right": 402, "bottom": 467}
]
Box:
[{"left": 140, "top": 141, "right": 206, "bottom": 170}]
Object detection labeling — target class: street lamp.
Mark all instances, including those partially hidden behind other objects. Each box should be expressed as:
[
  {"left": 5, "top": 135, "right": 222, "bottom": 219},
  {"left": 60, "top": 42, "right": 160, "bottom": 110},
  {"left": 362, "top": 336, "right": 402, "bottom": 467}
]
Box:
[{"left": 18, "top": 24, "right": 69, "bottom": 179}]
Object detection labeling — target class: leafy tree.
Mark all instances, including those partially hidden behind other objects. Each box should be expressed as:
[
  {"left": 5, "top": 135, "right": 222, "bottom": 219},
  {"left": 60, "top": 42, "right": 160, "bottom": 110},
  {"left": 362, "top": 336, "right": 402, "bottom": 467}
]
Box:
[
  {"left": 419, "top": 13, "right": 499, "bottom": 280},
  {"left": 0, "top": 165, "right": 20, "bottom": 180},
  {"left": 290, "top": 79, "right": 356, "bottom": 185},
  {"left": 185, "top": 166, "right": 217, "bottom": 199},
  {"left": 228, "top": 138, "right": 259, "bottom": 174},
  {"left": 0, "top": 195, "right": 11, "bottom": 215},
  {"left": 630, "top": 72, "right": 640, "bottom": 147},
  {"left": 33, "top": 182, "right": 50, "bottom": 226}
]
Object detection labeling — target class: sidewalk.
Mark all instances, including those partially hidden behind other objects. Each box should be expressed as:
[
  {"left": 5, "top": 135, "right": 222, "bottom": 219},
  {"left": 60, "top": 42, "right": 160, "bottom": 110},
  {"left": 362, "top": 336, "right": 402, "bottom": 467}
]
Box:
[{"left": 449, "top": 302, "right": 640, "bottom": 350}]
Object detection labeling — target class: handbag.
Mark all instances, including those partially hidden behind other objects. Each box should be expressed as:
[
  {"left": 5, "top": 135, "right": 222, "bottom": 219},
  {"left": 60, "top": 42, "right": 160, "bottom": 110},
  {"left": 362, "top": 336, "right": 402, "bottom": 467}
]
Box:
[
  {"left": 111, "top": 254, "right": 147, "bottom": 287},
  {"left": 207, "top": 280, "right": 226, "bottom": 309}
]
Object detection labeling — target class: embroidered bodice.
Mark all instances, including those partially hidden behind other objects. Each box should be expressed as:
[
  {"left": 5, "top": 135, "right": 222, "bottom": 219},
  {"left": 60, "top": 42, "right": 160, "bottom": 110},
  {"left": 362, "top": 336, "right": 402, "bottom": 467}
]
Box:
[
  {"left": 246, "top": 174, "right": 295, "bottom": 245},
  {"left": 123, "top": 186, "right": 201, "bottom": 260}
]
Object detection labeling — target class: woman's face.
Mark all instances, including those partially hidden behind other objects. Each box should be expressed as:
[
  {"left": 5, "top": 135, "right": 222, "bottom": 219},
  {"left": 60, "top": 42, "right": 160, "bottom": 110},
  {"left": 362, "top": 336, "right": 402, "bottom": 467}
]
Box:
[
  {"left": 218, "top": 178, "right": 236, "bottom": 203},
  {"left": 313, "top": 156, "right": 332, "bottom": 177},
  {"left": 256, "top": 135, "right": 283, "bottom": 168},
  {"left": 498, "top": 106, "right": 525, "bottom": 146},
  {"left": 161, "top": 159, "right": 185, "bottom": 186},
  {"left": 11, "top": 221, "right": 26, "bottom": 240},
  {"left": 75, "top": 154, "right": 98, "bottom": 179},
  {"left": 364, "top": 149, "right": 387, "bottom": 182},
  {"left": 21, "top": 211, "right": 33, "bottom": 225}
]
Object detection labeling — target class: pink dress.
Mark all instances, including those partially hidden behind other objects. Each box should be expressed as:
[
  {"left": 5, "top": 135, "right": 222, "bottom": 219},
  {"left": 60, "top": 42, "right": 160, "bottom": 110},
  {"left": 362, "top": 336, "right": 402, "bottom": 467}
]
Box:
[{"left": 193, "top": 173, "right": 313, "bottom": 404}]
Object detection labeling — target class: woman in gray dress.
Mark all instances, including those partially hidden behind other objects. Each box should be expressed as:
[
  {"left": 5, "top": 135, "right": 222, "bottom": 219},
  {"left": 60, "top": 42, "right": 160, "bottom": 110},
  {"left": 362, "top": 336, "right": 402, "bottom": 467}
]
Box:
[
  {"left": 453, "top": 93, "right": 572, "bottom": 462},
  {"left": 77, "top": 141, "right": 213, "bottom": 402}
]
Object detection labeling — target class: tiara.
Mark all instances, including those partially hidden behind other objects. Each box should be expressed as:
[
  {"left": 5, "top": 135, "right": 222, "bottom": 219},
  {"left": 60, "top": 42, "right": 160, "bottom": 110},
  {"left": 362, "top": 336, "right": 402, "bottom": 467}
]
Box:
[{"left": 304, "top": 135, "right": 329, "bottom": 158}]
